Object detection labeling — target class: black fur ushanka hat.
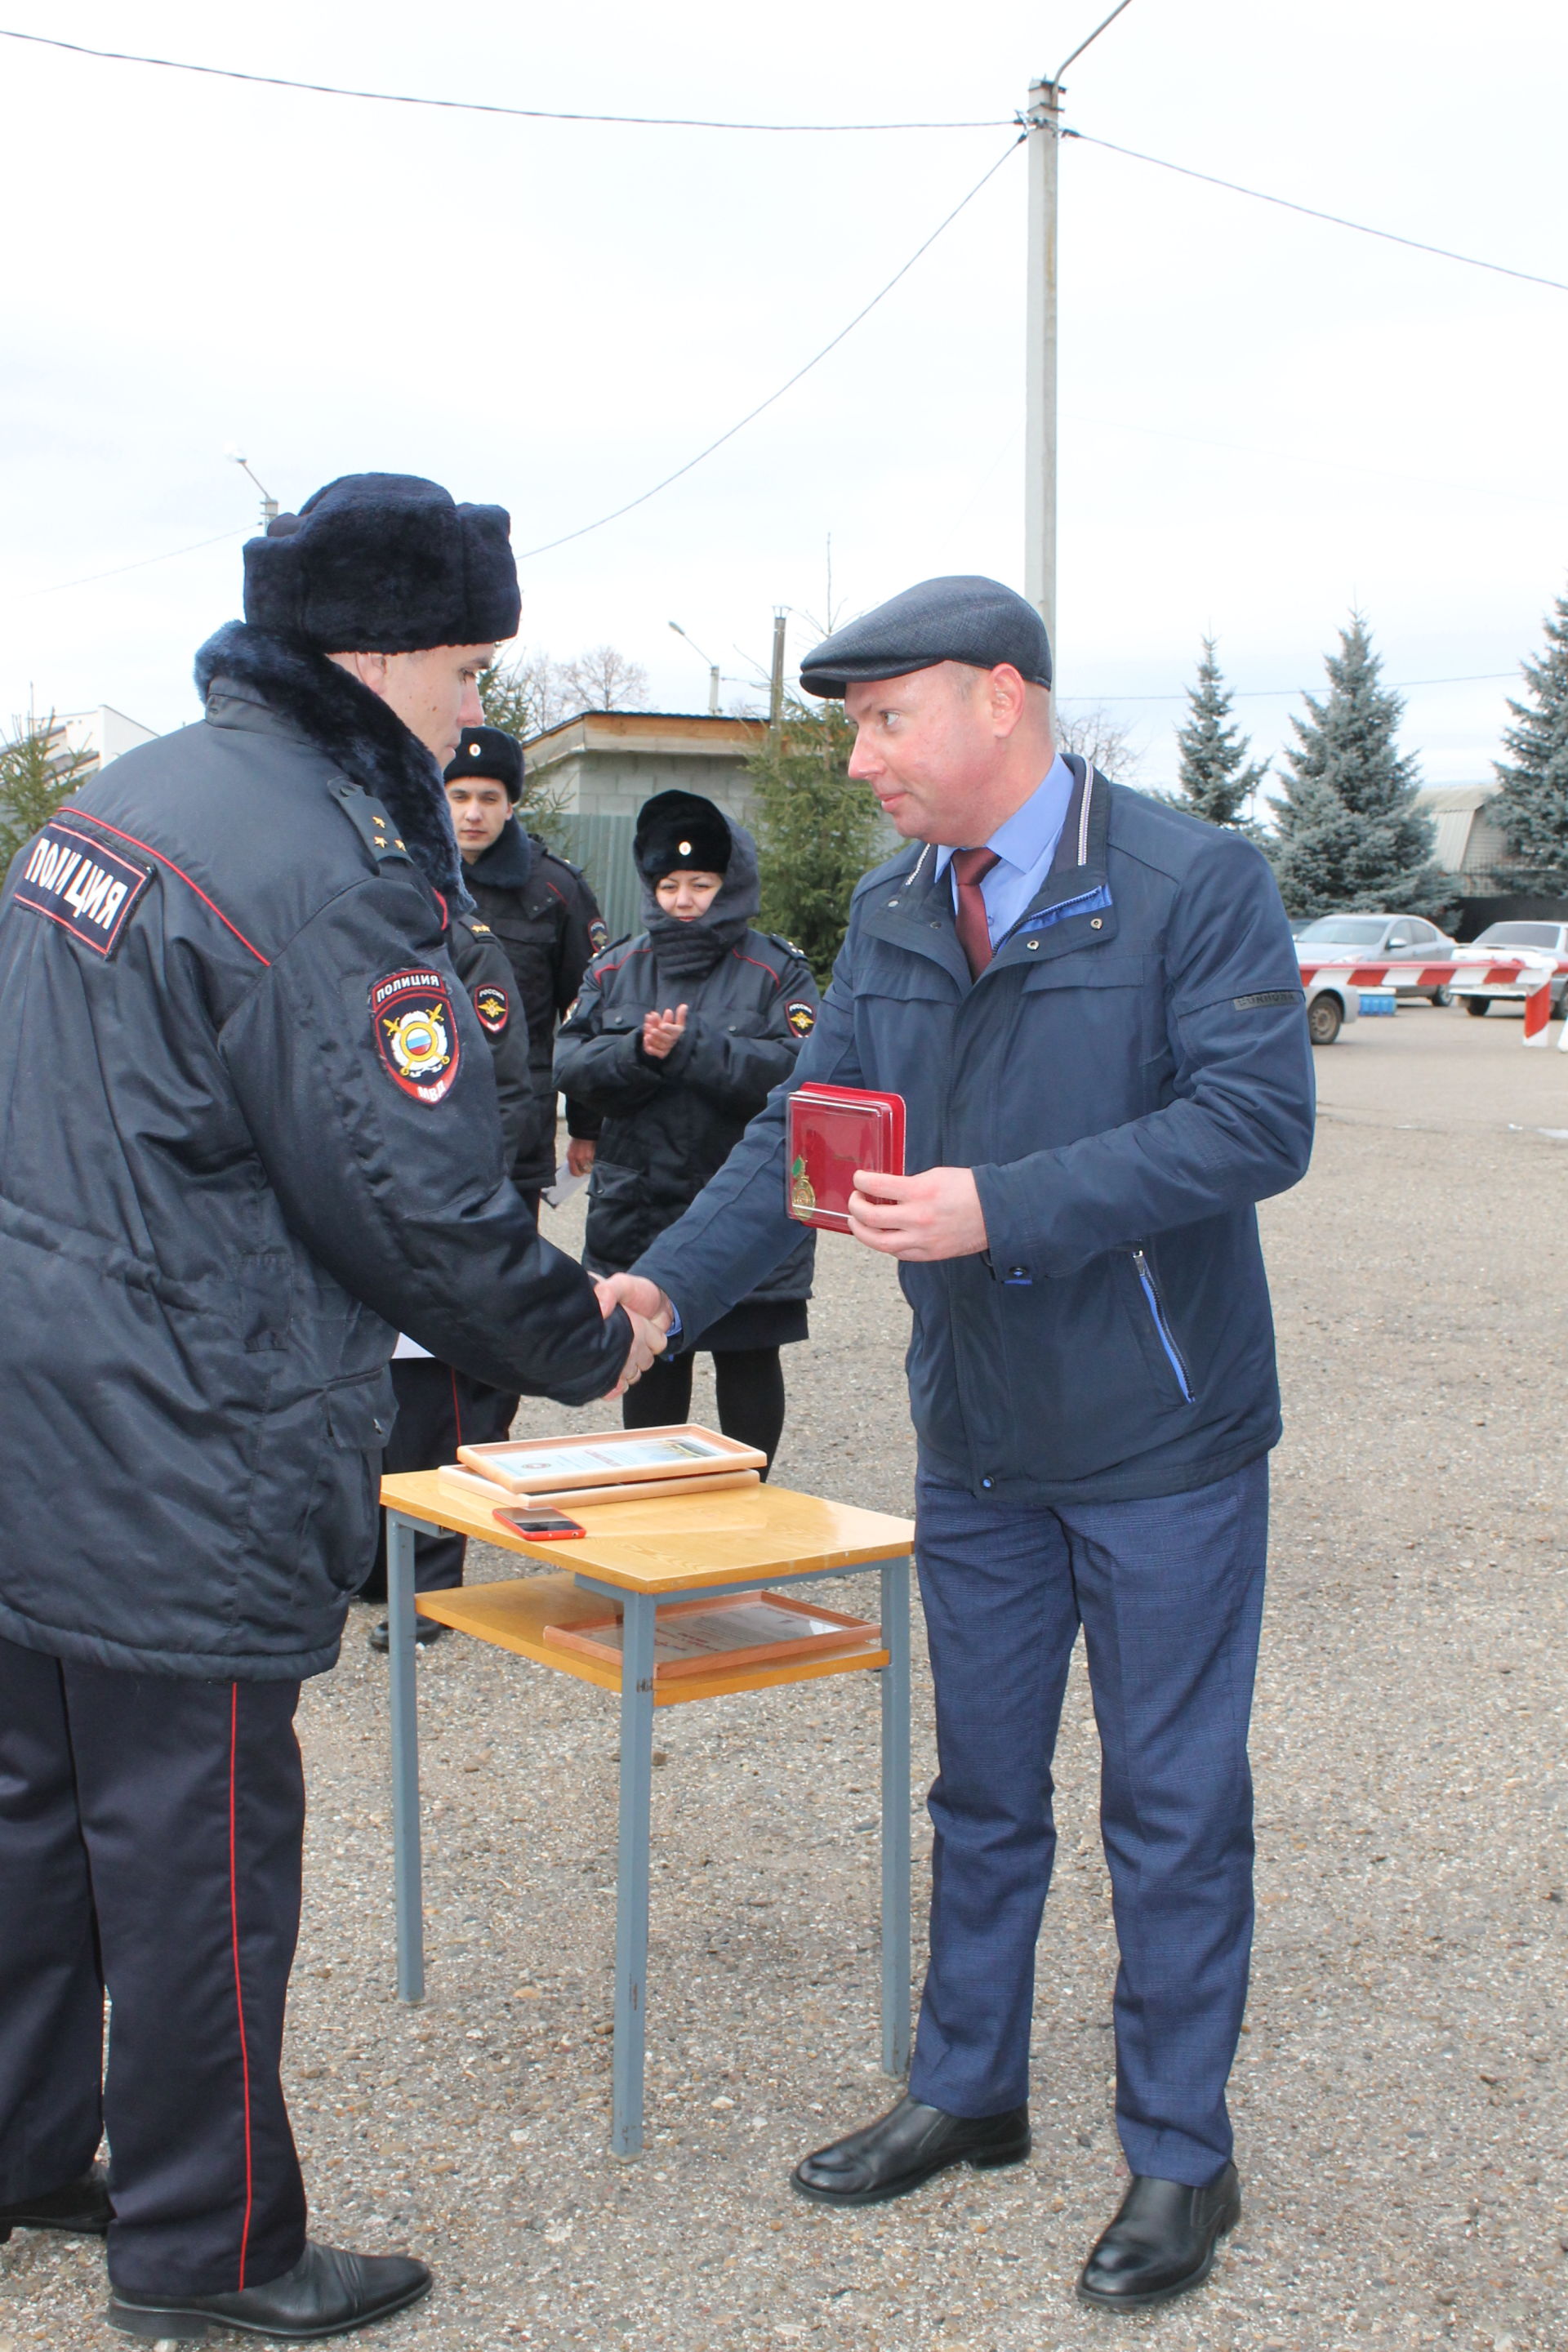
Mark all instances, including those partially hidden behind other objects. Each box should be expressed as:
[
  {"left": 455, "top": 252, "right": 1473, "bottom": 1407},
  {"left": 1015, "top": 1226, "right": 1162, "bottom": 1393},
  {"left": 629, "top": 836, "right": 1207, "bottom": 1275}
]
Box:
[
  {"left": 446, "top": 724, "right": 524, "bottom": 801},
  {"left": 243, "top": 472, "right": 520, "bottom": 654},
  {"left": 634, "top": 790, "right": 733, "bottom": 881}
]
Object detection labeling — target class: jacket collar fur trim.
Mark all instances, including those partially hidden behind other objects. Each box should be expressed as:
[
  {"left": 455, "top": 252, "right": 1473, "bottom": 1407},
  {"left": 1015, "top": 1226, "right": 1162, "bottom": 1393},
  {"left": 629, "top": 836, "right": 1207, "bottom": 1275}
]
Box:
[
  {"left": 468, "top": 817, "right": 535, "bottom": 893},
  {"left": 194, "top": 621, "right": 470, "bottom": 907}
]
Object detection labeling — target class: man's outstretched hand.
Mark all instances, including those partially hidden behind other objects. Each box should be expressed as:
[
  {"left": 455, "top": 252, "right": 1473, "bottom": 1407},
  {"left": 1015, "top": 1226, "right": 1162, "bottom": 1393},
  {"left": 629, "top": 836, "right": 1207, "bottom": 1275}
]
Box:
[
  {"left": 595, "top": 1272, "right": 674, "bottom": 1330},
  {"left": 847, "top": 1166, "right": 989, "bottom": 1262},
  {"left": 601, "top": 1304, "right": 668, "bottom": 1398},
  {"left": 595, "top": 1272, "right": 674, "bottom": 1396}
]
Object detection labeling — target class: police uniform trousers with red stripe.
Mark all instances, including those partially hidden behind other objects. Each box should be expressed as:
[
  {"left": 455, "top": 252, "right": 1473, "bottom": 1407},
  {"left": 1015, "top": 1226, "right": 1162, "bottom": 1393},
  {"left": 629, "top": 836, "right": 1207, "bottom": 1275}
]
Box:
[
  {"left": 0, "top": 1635, "right": 308, "bottom": 2297},
  {"left": 360, "top": 1360, "right": 519, "bottom": 1601}
]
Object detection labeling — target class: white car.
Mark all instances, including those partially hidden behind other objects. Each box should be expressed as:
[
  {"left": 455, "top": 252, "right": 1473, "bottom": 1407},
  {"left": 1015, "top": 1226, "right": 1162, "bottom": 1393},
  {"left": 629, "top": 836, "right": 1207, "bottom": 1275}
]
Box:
[
  {"left": 1303, "top": 969, "right": 1359, "bottom": 1046},
  {"left": 1294, "top": 914, "right": 1459, "bottom": 1004},
  {"left": 1450, "top": 920, "right": 1568, "bottom": 1018}
]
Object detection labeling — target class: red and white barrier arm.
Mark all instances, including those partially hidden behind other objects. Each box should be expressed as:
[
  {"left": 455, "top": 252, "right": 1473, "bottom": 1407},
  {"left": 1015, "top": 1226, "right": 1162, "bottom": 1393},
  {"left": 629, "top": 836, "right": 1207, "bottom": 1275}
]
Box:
[{"left": 1296, "top": 959, "right": 1561, "bottom": 1045}]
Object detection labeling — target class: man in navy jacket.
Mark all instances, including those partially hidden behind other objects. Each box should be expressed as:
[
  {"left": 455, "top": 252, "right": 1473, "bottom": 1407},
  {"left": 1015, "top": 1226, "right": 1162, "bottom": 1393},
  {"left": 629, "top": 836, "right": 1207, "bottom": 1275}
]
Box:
[{"left": 601, "top": 576, "right": 1314, "bottom": 2311}]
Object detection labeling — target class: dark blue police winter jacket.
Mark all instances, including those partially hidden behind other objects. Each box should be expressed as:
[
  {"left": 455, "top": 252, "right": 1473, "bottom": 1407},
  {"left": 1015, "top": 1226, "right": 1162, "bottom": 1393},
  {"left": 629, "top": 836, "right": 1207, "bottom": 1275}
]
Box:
[
  {"left": 0, "top": 635, "right": 631, "bottom": 1682},
  {"left": 635, "top": 760, "right": 1315, "bottom": 1505}
]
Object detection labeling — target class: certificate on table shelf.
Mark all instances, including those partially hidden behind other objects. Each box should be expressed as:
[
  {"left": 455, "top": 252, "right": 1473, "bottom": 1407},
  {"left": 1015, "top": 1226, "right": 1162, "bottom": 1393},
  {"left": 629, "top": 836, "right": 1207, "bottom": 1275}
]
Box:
[
  {"left": 541, "top": 1590, "right": 880, "bottom": 1682},
  {"left": 456, "top": 1423, "right": 767, "bottom": 1496}
]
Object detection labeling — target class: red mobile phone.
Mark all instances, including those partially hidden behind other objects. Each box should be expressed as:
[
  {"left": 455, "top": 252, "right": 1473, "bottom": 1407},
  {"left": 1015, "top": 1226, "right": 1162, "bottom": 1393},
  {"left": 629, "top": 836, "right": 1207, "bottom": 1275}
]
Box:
[{"left": 494, "top": 1505, "right": 587, "bottom": 1539}]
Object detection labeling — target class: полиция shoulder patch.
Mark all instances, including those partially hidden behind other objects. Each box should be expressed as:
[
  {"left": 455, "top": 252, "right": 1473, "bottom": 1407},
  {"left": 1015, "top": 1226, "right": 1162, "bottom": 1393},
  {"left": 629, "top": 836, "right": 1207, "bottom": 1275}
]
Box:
[
  {"left": 12, "top": 822, "right": 152, "bottom": 956},
  {"left": 371, "top": 968, "right": 461, "bottom": 1102}
]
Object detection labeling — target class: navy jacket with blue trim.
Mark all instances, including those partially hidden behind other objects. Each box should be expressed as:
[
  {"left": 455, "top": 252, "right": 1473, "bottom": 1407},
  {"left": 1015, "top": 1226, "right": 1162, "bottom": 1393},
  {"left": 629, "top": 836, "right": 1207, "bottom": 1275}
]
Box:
[{"left": 635, "top": 757, "right": 1315, "bottom": 1505}]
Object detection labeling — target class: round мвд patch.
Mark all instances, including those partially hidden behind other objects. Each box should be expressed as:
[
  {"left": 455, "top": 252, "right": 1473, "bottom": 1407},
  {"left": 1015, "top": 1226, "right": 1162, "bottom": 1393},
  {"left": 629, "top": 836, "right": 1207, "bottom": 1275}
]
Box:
[{"left": 370, "top": 968, "right": 461, "bottom": 1103}]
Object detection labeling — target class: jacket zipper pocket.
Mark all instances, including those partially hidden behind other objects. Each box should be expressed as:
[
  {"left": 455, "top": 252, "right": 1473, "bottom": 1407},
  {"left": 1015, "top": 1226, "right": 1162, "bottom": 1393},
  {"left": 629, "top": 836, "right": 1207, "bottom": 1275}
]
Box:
[{"left": 1131, "top": 1249, "right": 1196, "bottom": 1402}]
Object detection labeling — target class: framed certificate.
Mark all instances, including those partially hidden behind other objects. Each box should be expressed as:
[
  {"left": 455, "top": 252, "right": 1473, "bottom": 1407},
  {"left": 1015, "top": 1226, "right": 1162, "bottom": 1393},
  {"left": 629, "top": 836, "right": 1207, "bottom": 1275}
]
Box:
[
  {"left": 456, "top": 1423, "right": 767, "bottom": 1497},
  {"left": 542, "top": 1590, "right": 880, "bottom": 1682},
  {"left": 786, "top": 1084, "right": 906, "bottom": 1232}
]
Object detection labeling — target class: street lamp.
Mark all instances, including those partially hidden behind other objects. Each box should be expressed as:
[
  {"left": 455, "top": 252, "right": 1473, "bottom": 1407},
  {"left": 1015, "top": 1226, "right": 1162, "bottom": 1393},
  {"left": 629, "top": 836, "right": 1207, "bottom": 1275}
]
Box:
[
  {"left": 668, "top": 620, "right": 721, "bottom": 717},
  {"left": 226, "top": 448, "right": 279, "bottom": 530}
]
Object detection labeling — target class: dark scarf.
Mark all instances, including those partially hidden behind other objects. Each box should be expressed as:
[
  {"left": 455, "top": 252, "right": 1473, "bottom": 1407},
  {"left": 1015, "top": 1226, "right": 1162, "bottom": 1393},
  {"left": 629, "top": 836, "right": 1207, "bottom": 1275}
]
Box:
[
  {"left": 194, "top": 621, "right": 471, "bottom": 908},
  {"left": 642, "top": 812, "right": 760, "bottom": 981}
]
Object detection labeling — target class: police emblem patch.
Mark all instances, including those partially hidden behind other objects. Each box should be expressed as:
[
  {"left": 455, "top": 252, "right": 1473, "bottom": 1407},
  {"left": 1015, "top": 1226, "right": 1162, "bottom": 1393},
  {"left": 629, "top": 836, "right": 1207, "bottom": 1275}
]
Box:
[
  {"left": 786, "top": 1000, "right": 816, "bottom": 1036},
  {"left": 370, "top": 969, "right": 461, "bottom": 1103},
  {"left": 473, "top": 982, "right": 509, "bottom": 1035},
  {"left": 13, "top": 822, "right": 152, "bottom": 958},
  {"left": 589, "top": 918, "right": 609, "bottom": 954}
]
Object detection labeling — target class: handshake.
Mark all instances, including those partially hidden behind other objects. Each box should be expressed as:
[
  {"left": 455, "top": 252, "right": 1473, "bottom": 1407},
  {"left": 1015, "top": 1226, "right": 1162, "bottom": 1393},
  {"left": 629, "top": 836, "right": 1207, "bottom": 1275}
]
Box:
[{"left": 592, "top": 1272, "right": 676, "bottom": 1399}]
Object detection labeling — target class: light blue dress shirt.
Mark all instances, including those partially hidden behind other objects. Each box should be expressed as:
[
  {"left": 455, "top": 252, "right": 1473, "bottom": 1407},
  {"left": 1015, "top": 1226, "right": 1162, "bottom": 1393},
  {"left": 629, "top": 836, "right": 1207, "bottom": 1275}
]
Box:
[{"left": 933, "top": 752, "right": 1076, "bottom": 949}]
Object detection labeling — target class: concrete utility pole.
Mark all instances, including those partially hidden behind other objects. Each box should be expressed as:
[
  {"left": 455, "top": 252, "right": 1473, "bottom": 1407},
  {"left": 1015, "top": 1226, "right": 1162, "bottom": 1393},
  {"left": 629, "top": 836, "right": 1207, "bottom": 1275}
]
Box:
[
  {"left": 768, "top": 608, "right": 787, "bottom": 746},
  {"left": 1023, "top": 1, "right": 1138, "bottom": 671},
  {"left": 1023, "top": 75, "right": 1061, "bottom": 658}
]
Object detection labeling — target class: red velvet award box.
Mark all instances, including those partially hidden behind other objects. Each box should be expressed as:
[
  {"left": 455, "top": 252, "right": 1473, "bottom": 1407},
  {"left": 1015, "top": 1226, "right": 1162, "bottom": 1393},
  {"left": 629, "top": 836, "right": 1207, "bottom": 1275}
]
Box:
[{"left": 786, "top": 1084, "right": 906, "bottom": 1232}]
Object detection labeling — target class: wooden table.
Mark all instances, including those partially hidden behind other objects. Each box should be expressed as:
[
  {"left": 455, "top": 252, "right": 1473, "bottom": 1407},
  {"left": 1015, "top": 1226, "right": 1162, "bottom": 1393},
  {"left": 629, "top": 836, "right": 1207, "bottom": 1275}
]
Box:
[{"left": 379, "top": 1472, "right": 915, "bottom": 2155}]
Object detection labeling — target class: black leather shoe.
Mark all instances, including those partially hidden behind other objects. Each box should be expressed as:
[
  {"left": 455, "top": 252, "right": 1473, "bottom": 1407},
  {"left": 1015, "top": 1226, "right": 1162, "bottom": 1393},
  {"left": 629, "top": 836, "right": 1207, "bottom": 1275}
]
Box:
[
  {"left": 1076, "top": 2163, "right": 1241, "bottom": 2309},
  {"left": 106, "top": 2240, "right": 432, "bottom": 2341},
  {"left": 0, "top": 2162, "right": 112, "bottom": 2241},
  {"left": 368, "top": 1615, "right": 448, "bottom": 1653},
  {"left": 791, "top": 2094, "right": 1030, "bottom": 2207}
]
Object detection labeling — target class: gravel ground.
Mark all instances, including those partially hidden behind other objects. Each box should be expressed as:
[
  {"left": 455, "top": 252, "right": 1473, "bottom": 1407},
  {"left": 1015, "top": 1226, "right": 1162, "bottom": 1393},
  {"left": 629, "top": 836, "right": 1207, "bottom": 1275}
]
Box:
[{"left": 4, "top": 1005, "right": 1566, "bottom": 2352}]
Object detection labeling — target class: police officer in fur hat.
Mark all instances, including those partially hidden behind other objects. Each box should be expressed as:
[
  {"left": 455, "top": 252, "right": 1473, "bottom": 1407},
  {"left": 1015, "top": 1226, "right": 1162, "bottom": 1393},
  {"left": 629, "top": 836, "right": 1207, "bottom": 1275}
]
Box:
[
  {"left": 555, "top": 789, "right": 818, "bottom": 1466},
  {"left": 445, "top": 724, "right": 608, "bottom": 1212},
  {"left": 0, "top": 473, "right": 666, "bottom": 2341}
]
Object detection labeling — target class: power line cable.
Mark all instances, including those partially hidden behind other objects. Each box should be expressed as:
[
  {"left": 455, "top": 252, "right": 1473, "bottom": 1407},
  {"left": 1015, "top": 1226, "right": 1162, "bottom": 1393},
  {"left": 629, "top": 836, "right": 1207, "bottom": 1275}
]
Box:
[
  {"left": 0, "top": 28, "right": 1008, "bottom": 131},
  {"left": 7, "top": 28, "right": 1561, "bottom": 289},
  {"left": 25, "top": 527, "right": 246, "bottom": 598},
  {"left": 1065, "top": 130, "right": 1568, "bottom": 296},
  {"left": 515, "top": 134, "right": 1026, "bottom": 559}
]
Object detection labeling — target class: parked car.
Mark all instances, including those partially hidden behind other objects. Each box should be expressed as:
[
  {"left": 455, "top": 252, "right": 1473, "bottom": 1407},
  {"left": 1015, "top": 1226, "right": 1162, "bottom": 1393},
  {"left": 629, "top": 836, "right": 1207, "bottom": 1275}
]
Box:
[
  {"left": 1452, "top": 920, "right": 1568, "bottom": 1017},
  {"left": 1303, "top": 969, "right": 1360, "bottom": 1046},
  {"left": 1294, "top": 913, "right": 1459, "bottom": 1004}
]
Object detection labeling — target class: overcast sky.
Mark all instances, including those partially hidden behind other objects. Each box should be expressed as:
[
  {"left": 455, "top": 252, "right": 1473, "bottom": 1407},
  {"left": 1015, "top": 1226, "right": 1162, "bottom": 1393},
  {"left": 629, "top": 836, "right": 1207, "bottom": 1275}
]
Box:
[{"left": 3, "top": 0, "right": 1566, "bottom": 793}]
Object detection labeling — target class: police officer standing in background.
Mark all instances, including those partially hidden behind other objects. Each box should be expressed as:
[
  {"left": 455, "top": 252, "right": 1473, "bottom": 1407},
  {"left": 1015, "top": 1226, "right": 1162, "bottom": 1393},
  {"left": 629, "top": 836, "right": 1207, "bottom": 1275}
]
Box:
[
  {"left": 0, "top": 473, "right": 662, "bottom": 2342},
  {"left": 444, "top": 723, "right": 607, "bottom": 1212},
  {"left": 358, "top": 904, "right": 541, "bottom": 1652},
  {"left": 601, "top": 576, "right": 1315, "bottom": 2314}
]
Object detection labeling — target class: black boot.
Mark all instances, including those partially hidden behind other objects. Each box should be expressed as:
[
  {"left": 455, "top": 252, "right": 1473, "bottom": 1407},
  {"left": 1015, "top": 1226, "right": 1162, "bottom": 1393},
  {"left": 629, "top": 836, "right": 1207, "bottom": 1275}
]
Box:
[
  {"left": 1076, "top": 2164, "right": 1241, "bottom": 2309},
  {"left": 0, "top": 2162, "right": 112, "bottom": 2241},
  {"left": 791, "top": 2094, "right": 1030, "bottom": 2207},
  {"left": 106, "top": 2240, "right": 431, "bottom": 2341},
  {"left": 368, "top": 1615, "right": 448, "bottom": 1653}
]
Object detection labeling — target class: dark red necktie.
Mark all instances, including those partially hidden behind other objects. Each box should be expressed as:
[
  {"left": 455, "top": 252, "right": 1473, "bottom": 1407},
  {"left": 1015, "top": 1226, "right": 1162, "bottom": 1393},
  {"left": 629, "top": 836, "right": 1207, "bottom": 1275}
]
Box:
[{"left": 951, "top": 846, "right": 1000, "bottom": 978}]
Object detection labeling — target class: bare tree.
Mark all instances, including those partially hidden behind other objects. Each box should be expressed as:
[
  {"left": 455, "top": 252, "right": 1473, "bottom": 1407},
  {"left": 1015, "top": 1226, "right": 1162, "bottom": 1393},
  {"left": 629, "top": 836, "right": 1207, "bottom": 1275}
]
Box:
[
  {"left": 1053, "top": 702, "right": 1143, "bottom": 780},
  {"left": 479, "top": 649, "right": 572, "bottom": 742},
  {"left": 559, "top": 644, "right": 650, "bottom": 714}
]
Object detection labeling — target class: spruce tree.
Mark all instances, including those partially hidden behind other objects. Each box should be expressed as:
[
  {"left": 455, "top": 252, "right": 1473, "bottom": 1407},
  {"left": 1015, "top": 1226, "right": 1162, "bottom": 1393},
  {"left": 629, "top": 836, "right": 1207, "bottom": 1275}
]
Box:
[
  {"left": 1174, "top": 637, "right": 1267, "bottom": 826},
  {"left": 1492, "top": 590, "right": 1568, "bottom": 889},
  {"left": 746, "top": 696, "right": 881, "bottom": 985},
  {"left": 0, "top": 716, "right": 95, "bottom": 873},
  {"left": 1268, "top": 613, "right": 1448, "bottom": 917}
]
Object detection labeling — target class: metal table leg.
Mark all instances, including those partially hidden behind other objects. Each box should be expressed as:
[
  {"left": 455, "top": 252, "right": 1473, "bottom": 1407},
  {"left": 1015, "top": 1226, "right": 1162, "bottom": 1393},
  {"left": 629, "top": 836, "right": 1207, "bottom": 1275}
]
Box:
[
  {"left": 880, "top": 1554, "right": 912, "bottom": 2078},
  {"left": 387, "top": 1512, "right": 425, "bottom": 2005},
  {"left": 611, "top": 1591, "right": 657, "bottom": 2155}
]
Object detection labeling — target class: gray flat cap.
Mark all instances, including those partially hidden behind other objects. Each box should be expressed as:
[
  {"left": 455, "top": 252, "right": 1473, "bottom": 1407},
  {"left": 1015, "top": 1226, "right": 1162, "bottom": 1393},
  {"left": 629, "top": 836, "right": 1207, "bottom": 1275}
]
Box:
[{"left": 799, "top": 574, "right": 1051, "bottom": 698}]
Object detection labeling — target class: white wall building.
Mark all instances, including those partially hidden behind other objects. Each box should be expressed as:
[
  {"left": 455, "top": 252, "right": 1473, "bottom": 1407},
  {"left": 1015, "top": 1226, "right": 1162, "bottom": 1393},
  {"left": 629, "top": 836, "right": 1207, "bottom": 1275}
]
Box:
[{"left": 52, "top": 706, "right": 158, "bottom": 774}]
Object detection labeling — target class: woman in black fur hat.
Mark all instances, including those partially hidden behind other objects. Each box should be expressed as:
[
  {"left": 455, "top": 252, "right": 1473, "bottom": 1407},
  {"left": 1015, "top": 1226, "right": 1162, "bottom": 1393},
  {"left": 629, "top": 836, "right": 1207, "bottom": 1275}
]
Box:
[{"left": 554, "top": 791, "right": 819, "bottom": 1466}]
